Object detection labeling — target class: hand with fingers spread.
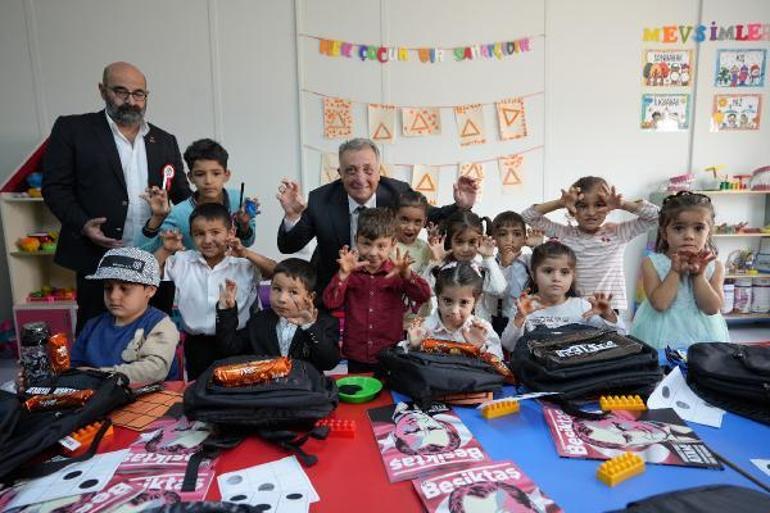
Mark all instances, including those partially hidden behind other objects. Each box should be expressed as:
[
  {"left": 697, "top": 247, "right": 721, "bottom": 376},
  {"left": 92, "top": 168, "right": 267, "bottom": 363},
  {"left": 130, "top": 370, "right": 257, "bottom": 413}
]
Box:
[
  {"left": 478, "top": 235, "right": 496, "bottom": 258},
  {"left": 82, "top": 217, "right": 124, "bottom": 249},
  {"left": 426, "top": 222, "right": 442, "bottom": 243},
  {"left": 218, "top": 278, "right": 237, "bottom": 309},
  {"left": 462, "top": 318, "right": 488, "bottom": 349},
  {"left": 337, "top": 245, "right": 366, "bottom": 280},
  {"left": 428, "top": 235, "right": 449, "bottom": 263},
  {"left": 386, "top": 247, "right": 415, "bottom": 280},
  {"left": 276, "top": 179, "right": 306, "bottom": 222},
  {"left": 583, "top": 292, "right": 616, "bottom": 322},
  {"left": 406, "top": 316, "right": 427, "bottom": 349},
  {"left": 140, "top": 186, "right": 171, "bottom": 218},
  {"left": 227, "top": 235, "right": 247, "bottom": 258},
  {"left": 159, "top": 229, "right": 184, "bottom": 254},
  {"left": 686, "top": 250, "right": 716, "bottom": 275},
  {"left": 670, "top": 251, "right": 689, "bottom": 275},
  {"left": 560, "top": 187, "right": 582, "bottom": 216},
  {"left": 526, "top": 228, "right": 545, "bottom": 248},
  {"left": 285, "top": 295, "right": 318, "bottom": 327},
  {"left": 513, "top": 291, "right": 545, "bottom": 328},
  {"left": 598, "top": 183, "right": 624, "bottom": 211},
  {"left": 453, "top": 175, "right": 480, "bottom": 209}
]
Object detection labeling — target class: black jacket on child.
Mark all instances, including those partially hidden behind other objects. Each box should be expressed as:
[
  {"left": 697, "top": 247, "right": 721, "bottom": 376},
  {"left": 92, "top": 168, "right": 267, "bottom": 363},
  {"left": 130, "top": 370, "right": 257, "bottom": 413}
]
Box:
[{"left": 215, "top": 305, "right": 341, "bottom": 371}]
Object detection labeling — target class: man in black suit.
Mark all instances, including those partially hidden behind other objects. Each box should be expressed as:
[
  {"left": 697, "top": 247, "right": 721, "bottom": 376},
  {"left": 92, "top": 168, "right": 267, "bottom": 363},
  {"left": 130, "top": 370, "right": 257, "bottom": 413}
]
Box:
[
  {"left": 42, "top": 61, "right": 191, "bottom": 332},
  {"left": 276, "top": 138, "right": 478, "bottom": 294}
]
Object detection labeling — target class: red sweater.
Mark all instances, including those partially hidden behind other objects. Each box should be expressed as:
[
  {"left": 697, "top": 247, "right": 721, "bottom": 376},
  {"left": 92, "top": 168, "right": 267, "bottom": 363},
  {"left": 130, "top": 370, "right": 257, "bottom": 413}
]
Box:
[{"left": 323, "top": 261, "right": 431, "bottom": 363}]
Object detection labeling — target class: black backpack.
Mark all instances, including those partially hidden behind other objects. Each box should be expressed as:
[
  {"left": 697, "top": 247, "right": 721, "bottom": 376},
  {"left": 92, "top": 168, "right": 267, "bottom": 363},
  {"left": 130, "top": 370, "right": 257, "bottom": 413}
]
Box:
[
  {"left": 377, "top": 346, "right": 507, "bottom": 405},
  {"left": 0, "top": 368, "right": 134, "bottom": 483},
  {"left": 605, "top": 484, "right": 770, "bottom": 513},
  {"left": 687, "top": 342, "right": 770, "bottom": 425},
  {"left": 183, "top": 355, "right": 339, "bottom": 466},
  {"left": 510, "top": 324, "right": 662, "bottom": 399}
]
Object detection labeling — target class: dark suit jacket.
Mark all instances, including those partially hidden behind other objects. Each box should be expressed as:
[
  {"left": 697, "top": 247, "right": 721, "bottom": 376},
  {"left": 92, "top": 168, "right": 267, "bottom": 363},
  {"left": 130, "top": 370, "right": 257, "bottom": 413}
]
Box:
[
  {"left": 216, "top": 306, "right": 341, "bottom": 372},
  {"left": 42, "top": 110, "right": 191, "bottom": 273},
  {"left": 277, "top": 176, "right": 457, "bottom": 294}
]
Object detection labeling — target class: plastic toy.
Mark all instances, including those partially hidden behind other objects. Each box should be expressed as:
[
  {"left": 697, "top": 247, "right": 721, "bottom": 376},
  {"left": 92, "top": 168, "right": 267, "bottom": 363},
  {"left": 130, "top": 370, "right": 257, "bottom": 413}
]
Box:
[
  {"left": 480, "top": 398, "right": 520, "bottom": 419},
  {"left": 316, "top": 418, "right": 356, "bottom": 438},
  {"left": 749, "top": 165, "right": 770, "bottom": 190},
  {"left": 665, "top": 173, "right": 695, "bottom": 192},
  {"left": 336, "top": 376, "right": 383, "bottom": 404},
  {"left": 59, "top": 420, "right": 114, "bottom": 457},
  {"left": 26, "top": 172, "right": 43, "bottom": 197},
  {"left": 596, "top": 452, "right": 645, "bottom": 487},
  {"left": 599, "top": 395, "right": 647, "bottom": 412},
  {"left": 16, "top": 237, "right": 40, "bottom": 252},
  {"left": 244, "top": 198, "right": 260, "bottom": 218},
  {"left": 15, "top": 231, "right": 58, "bottom": 253},
  {"left": 27, "top": 286, "right": 76, "bottom": 303}
]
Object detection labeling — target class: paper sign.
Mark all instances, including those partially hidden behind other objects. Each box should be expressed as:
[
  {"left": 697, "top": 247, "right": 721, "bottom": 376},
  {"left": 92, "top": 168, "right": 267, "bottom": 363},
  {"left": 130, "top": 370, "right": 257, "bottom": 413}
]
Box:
[
  {"left": 454, "top": 104, "right": 486, "bottom": 146},
  {"left": 411, "top": 165, "right": 440, "bottom": 205},
  {"left": 647, "top": 367, "right": 725, "bottom": 428},
  {"left": 715, "top": 48, "right": 766, "bottom": 87},
  {"left": 642, "top": 49, "right": 693, "bottom": 87},
  {"left": 368, "top": 104, "right": 396, "bottom": 143},
  {"left": 380, "top": 162, "right": 393, "bottom": 178},
  {"left": 320, "top": 152, "right": 340, "bottom": 184},
  {"left": 402, "top": 107, "right": 441, "bottom": 136},
  {"left": 323, "top": 97, "right": 353, "bottom": 139},
  {"left": 498, "top": 154, "right": 524, "bottom": 193},
  {"left": 711, "top": 94, "right": 762, "bottom": 131},
  {"left": 496, "top": 97, "right": 528, "bottom": 140},
  {"left": 640, "top": 94, "right": 690, "bottom": 131}
]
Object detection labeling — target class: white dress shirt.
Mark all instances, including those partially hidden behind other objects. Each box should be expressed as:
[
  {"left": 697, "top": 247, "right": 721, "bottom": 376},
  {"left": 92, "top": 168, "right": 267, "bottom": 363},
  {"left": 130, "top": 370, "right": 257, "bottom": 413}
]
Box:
[
  {"left": 276, "top": 316, "right": 298, "bottom": 356},
  {"left": 400, "top": 310, "right": 503, "bottom": 358},
  {"left": 163, "top": 251, "right": 261, "bottom": 335},
  {"left": 104, "top": 111, "right": 151, "bottom": 244}
]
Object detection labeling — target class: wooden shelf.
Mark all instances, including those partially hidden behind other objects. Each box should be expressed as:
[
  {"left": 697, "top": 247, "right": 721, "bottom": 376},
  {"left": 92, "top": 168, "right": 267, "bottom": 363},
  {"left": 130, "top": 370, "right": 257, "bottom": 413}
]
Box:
[
  {"left": 725, "top": 273, "right": 770, "bottom": 279},
  {"left": 10, "top": 251, "right": 55, "bottom": 257},
  {"left": 712, "top": 233, "right": 769, "bottom": 238},
  {"left": 724, "top": 312, "right": 770, "bottom": 322},
  {"left": 692, "top": 190, "right": 770, "bottom": 195},
  {"left": 1, "top": 195, "right": 44, "bottom": 202}
]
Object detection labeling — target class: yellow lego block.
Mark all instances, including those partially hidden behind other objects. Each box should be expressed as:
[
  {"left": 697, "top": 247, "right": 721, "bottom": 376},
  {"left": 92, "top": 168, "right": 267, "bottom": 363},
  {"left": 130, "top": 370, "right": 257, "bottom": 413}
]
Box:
[
  {"left": 597, "top": 452, "right": 645, "bottom": 487},
  {"left": 480, "top": 399, "right": 520, "bottom": 419},
  {"left": 599, "top": 394, "right": 647, "bottom": 412}
]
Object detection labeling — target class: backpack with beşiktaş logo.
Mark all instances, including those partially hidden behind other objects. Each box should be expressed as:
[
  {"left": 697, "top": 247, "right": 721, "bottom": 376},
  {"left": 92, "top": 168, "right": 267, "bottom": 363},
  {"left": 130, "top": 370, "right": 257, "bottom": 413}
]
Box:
[{"left": 509, "top": 324, "right": 662, "bottom": 399}]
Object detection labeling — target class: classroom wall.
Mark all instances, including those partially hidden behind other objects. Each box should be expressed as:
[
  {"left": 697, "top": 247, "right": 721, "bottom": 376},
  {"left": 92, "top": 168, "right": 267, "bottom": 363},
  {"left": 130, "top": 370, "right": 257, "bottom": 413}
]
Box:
[{"left": 0, "top": 0, "right": 768, "bottom": 330}]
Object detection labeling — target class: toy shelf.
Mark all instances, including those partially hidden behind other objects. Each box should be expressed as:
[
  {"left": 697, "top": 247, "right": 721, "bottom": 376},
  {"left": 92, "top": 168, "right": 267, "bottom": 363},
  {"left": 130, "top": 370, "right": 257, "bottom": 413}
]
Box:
[
  {"left": 712, "top": 233, "right": 769, "bottom": 238},
  {"left": 10, "top": 251, "right": 56, "bottom": 257},
  {"left": 723, "top": 312, "right": 770, "bottom": 324},
  {"left": 724, "top": 273, "right": 770, "bottom": 279},
  {"left": 3, "top": 196, "right": 45, "bottom": 202},
  {"left": 692, "top": 190, "right": 770, "bottom": 195}
]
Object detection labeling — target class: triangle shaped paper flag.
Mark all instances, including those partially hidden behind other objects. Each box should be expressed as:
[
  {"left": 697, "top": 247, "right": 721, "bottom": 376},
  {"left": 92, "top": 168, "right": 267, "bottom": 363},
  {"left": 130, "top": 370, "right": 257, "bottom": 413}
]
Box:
[
  {"left": 411, "top": 165, "right": 439, "bottom": 205},
  {"left": 454, "top": 104, "right": 486, "bottom": 146},
  {"left": 323, "top": 97, "right": 353, "bottom": 139},
  {"left": 496, "top": 98, "right": 528, "bottom": 141},
  {"left": 368, "top": 104, "right": 396, "bottom": 143},
  {"left": 459, "top": 162, "right": 486, "bottom": 198},
  {"left": 402, "top": 108, "right": 441, "bottom": 137},
  {"left": 498, "top": 154, "right": 524, "bottom": 194},
  {"left": 320, "top": 152, "right": 340, "bottom": 185}
]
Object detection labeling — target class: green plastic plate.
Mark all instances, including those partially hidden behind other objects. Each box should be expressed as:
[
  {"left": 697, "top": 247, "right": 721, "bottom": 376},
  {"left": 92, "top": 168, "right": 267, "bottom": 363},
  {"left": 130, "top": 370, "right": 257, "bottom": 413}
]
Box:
[{"left": 336, "top": 376, "right": 383, "bottom": 404}]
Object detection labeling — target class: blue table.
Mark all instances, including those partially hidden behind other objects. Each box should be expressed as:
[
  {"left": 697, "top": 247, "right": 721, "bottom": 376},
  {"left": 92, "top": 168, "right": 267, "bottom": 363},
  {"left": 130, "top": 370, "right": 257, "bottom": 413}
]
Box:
[{"left": 392, "top": 388, "right": 770, "bottom": 513}]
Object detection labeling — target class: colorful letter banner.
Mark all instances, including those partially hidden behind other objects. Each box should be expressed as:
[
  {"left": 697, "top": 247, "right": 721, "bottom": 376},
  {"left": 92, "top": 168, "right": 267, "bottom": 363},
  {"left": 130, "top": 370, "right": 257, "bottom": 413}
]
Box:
[
  {"left": 323, "top": 97, "right": 353, "bottom": 139},
  {"left": 498, "top": 154, "right": 524, "bottom": 194},
  {"left": 368, "top": 104, "right": 396, "bottom": 143},
  {"left": 454, "top": 104, "right": 486, "bottom": 146},
  {"left": 402, "top": 108, "right": 441, "bottom": 137},
  {"left": 496, "top": 97, "right": 528, "bottom": 141},
  {"left": 411, "top": 165, "right": 440, "bottom": 205}
]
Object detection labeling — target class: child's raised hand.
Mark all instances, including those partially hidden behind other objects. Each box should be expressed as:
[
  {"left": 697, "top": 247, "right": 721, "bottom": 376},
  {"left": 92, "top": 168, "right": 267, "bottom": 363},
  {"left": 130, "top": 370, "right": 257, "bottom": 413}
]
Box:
[
  {"left": 583, "top": 292, "right": 616, "bottom": 321},
  {"left": 276, "top": 179, "right": 306, "bottom": 221},
  {"left": 160, "top": 229, "right": 184, "bottom": 253},
  {"left": 218, "top": 278, "right": 237, "bottom": 310},
  {"left": 687, "top": 250, "right": 716, "bottom": 275},
  {"left": 286, "top": 295, "right": 318, "bottom": 327},
  {"left": 560, "top": 187, "right": 582, "bottom": 216},
  {"left": 453, "top": 175, "right": 480, "bottom": 210},
  {"left": 428, "top": 234, "right": 449, "bottom": 263},
  {"left": 598, "top": 183, "right": 624, "bottom": 211},
  {"left": 337, "top": 245, "right": 366, "bottom": 276},
  {"left": 513, "top": 291, "right": 545, "bottom": 327},
  {"left": 386, "top": 247, "right": 415, "bottom": 280},
  {"left": 234, "top": 196, "right": 259, "bottom": 231},
  {"left": 140, "top": 186, "right": 170, "bottom": 217},
  {"left": 462, "top": 318, "right": 488, "bottom": 349},
  {"left": 478, "top": 235, "right": 496, "bottom": 258},
  {"left": 671, "top": 251, "right": 689, "bottom": 274},
  {"left": 526, "top": 228, "right": 545, "bottom": 247},
  {"left": 227, "top": 235, "right": 247, "bottom": 258},
  {"left": 407, "top": 316, "right": 427, "bottom": 349}
]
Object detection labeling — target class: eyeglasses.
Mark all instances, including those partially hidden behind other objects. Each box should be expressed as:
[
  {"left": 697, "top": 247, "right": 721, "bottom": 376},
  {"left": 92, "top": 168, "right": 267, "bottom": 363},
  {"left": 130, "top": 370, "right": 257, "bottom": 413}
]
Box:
[{"left": 108, "top": 86, "right": 149, "bottom": 101}]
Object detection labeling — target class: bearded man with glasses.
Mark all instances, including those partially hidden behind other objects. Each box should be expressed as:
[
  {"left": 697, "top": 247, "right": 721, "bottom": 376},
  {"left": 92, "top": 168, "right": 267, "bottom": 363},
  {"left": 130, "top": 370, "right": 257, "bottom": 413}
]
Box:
[{"left": 43, "top": 61, "right": 191, "bottom": 333}]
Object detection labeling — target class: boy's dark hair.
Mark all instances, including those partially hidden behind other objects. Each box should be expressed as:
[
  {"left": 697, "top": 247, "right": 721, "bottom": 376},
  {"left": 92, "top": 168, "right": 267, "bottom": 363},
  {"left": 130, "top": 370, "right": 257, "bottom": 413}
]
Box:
[
  {"left": 356, "top": 207, "right": 395, "bottom": 240},
  {"left": 656, "top": 191, "right": 716, "bottom": 254},
  {"left": 394, "top": 190, "right": 429, "bottom": 214},
  {"left": 491, "top": 211, "right": 526, "bottom": 235},
  {"left": 183, "top": 138, "right": 229, "bottom": 171},
  {"left": 434, "top": 262, "right": 484, "bottom": 298},
  {"left": 441, "top": 210, "right": 491, "bottom": 251},
  {"left": 273, "top": 258, "right": 316, "bottom": 293},
  {"left": 529, "top": 240, "right": 578, "bottom": 297},
  {"left": 189, "top": 202, "right": 232, "bottom": 230},
  {"left": 571, "top": 176, "right": 607, "bottom": 192}
]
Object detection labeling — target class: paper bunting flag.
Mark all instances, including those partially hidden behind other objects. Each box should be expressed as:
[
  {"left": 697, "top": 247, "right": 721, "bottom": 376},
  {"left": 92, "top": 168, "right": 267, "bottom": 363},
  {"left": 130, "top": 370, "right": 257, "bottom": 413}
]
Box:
[
  {"left": 368, "top": 104, "right": 396, "bottom": 143},
  {"left": 496, "top": 97, "right": 528, "bottom": 141},
  {"left": 320, "top": 152, "right": 340, "bottom": 184},
  {"left": 411, "top": 165, "right": 440, "bottom": 205},
  {"left": 380, "top": 162, "right": 393, "bottom": 178},
  {"left": 459, "top": 162, "right": 486, "bottom": 197},
  {"left": 402, "top": 108, "right": 441, "bottom": 137},
  {"left": 323, "top": 97, "right": 353, "bottom": 139},
  {"left": 454, "top": 104, "right": 486, "bottom": 146},
  {"left": 498, "top": 154, "right": 524, "bottom": 194}
]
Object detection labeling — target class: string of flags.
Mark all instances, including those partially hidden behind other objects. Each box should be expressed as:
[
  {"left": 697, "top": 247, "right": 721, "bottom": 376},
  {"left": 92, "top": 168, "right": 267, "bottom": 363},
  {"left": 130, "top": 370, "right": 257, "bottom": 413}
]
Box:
[
  {"left": 305, "top": 33, "right": 543, "bottom": 64},
  {"left": 315, "top": 90, "right": 537, "bottom": 146},
  {"left": 310, "top": 144, "right": 543, "bottom": 203}
]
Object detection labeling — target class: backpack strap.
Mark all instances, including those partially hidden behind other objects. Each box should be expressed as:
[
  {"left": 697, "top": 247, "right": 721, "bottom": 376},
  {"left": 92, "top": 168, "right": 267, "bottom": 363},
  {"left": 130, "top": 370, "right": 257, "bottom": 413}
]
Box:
[
  {"left": 181, "top": 434, "right": 243, "bottom": 492},
  {"left": 257, "top": 425, "right": 330, "bottom": 466}
]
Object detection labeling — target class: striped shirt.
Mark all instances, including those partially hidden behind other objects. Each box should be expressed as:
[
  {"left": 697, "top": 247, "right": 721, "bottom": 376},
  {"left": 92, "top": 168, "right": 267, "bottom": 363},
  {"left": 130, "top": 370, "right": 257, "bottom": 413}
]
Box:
[{"left": 521, "top": 201, "right": 659, "bottom": 311}]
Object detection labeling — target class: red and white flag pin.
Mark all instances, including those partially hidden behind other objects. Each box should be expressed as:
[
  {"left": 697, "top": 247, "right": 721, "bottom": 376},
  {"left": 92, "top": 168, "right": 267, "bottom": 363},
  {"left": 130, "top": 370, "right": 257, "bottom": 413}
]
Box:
[{"left": 161, "top": 164, "right": 175, "bottom": 191}]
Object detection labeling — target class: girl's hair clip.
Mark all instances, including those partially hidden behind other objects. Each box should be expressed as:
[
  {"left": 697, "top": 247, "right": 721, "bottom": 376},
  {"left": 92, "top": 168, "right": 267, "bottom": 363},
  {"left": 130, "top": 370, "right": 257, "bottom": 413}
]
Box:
[{"left": 439, "top": 260, "right": 482, "bottom": 277}]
